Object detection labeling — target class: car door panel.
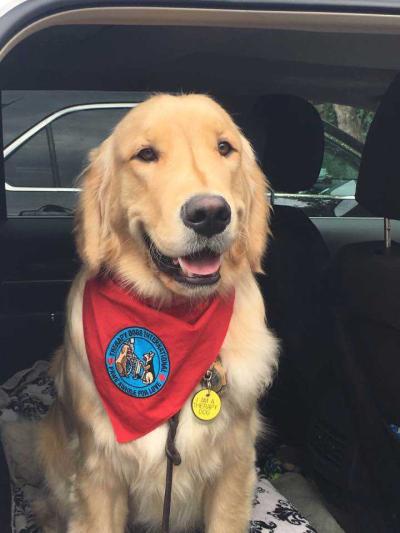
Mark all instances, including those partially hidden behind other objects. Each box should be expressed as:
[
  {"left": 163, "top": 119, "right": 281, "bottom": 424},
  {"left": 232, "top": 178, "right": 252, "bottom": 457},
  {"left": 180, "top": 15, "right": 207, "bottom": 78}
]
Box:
[{"left": 0, "top": 217, "right": 77, "bottom": 382}]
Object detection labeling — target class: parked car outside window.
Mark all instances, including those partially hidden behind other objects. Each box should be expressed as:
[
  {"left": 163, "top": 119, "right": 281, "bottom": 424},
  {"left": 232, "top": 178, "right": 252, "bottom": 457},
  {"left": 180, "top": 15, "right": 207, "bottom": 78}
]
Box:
[{"left": 4, "top": 103, "right": 135, "bottom": 216}]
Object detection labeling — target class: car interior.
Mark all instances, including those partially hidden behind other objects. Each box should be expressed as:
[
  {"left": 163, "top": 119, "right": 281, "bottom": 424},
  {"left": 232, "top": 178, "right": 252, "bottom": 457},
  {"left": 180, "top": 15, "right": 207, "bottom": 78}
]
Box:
[{"left": 1, "top": 5, "right": 400, "bottom": 532}]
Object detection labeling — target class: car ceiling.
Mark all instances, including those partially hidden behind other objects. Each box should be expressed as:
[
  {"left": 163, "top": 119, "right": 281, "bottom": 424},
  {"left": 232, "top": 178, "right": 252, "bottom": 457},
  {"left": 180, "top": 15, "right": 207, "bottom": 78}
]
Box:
[{"left": 0, "top": 24, "right": 399, "bottom": 107}]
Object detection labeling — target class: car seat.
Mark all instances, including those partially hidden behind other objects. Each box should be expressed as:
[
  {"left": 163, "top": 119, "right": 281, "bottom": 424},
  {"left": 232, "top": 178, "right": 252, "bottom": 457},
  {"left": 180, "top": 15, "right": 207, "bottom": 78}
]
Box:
[
  {"left": 326, "top": 73, "right": 400, "bottom": 528},
  {"left": 330, "top": 74, "right": 400, "bottom": 430},
  {"left": 256, "top": 95, "right": 331, "bottom": 444}
]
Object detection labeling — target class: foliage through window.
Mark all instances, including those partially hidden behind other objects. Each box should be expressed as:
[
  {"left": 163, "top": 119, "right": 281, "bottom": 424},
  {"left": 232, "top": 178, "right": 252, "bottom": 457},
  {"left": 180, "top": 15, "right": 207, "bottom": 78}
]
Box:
[
  {"left": 311, "top": 138, "right": 359, "bottom": 197},
  {"left": 274, "top": 103, "right": 375, "bottom": 217}
]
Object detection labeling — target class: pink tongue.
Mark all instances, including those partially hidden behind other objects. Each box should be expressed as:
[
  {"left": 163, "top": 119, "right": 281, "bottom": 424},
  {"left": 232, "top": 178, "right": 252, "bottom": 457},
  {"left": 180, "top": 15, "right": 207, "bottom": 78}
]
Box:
[{"left": 178, "top": 255, "right": 221, "bottom": 276}]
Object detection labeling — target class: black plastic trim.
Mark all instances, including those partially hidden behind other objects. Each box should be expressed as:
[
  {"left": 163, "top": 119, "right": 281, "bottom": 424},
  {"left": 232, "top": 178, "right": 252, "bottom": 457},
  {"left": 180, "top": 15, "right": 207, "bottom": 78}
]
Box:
[
  {"left": 0, "top": 92, "right": 6, "bottom": 221},
  {"left": 0, "top": 442, "right": 11, "bottom": 533}
]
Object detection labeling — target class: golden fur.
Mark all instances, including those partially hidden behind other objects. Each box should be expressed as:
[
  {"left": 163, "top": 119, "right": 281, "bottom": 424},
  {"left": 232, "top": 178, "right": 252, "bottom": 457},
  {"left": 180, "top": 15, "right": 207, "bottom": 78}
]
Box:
[{"left": 36, "top": 94, "right": 278, "bottom": 532}]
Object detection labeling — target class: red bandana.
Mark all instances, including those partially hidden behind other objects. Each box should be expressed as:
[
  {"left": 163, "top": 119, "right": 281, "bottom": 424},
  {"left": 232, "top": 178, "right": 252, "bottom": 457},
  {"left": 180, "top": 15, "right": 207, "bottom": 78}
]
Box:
[{"left": 83, "top": 277, "right": 235, "bottom": 443}]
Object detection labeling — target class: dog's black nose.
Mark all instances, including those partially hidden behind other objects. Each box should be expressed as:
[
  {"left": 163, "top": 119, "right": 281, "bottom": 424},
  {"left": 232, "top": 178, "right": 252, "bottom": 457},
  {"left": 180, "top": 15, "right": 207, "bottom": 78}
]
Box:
[{"left": 181, "top": 194, "right": 231, "bottom": 238}]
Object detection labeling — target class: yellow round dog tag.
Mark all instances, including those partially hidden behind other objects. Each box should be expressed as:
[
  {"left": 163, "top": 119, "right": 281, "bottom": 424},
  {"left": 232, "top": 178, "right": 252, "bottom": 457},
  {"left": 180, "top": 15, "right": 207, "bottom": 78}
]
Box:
[{"left": 192, "top": 389, "right": 221, "bottom": 421}]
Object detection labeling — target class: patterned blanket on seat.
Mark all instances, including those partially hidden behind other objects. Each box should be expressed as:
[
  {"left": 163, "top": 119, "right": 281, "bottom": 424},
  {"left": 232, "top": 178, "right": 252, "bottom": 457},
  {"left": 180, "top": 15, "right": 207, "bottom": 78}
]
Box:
[{"left": 0, "top": 362, "right": 316, "bottom": 533}]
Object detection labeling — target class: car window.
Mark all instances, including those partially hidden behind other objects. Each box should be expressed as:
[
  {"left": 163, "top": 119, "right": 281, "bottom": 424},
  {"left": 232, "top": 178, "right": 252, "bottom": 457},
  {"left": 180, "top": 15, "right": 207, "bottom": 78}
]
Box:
[
  {"left": 311, "top": 138, "right": 359, "bottom": 197},
  {"left": 274, "top": 103, "right": 375, "bottom": 218},
  {"left": 5, "top": 128, "right": 54, "bottom": 188},
  {"left": 2, "top": 90, "right": 144, "bottom": 217},
  {"left": 51, "top": 108, "right": 129, "bottom": 188}
]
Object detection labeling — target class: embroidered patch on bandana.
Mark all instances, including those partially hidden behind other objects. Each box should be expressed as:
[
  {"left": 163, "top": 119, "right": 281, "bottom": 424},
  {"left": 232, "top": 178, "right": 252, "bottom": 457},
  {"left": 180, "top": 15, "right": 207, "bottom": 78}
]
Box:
[
  {"left": 105, "top": 326, "right": 170, "bottom": 398},
  {"left": 83, "top": 276, "right": 234, "bottom": 442}
]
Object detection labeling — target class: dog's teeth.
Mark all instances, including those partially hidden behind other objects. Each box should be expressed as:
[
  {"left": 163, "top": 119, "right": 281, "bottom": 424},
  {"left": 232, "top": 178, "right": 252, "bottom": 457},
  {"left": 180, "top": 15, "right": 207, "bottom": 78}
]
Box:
[
  {"left": 172, "top": 259, "right": 179, "bottom": 265},
  {"left": 178, "top": 264, "right": 194, "bottom": 277}
]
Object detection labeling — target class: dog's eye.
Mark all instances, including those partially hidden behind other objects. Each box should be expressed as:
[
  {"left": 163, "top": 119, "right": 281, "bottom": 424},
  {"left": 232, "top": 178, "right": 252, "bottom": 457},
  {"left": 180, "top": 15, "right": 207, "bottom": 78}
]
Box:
[
  {"left": 218, "top": 141, "right": 234, "bottom": 157},
  {"left": 135, "top": 147, "right": 158, "bottom": 162}
]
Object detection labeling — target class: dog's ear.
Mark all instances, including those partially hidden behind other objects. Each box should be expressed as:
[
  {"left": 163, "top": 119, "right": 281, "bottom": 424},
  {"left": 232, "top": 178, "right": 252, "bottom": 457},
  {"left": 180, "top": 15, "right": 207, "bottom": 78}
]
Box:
[
  {"left": 75, "top": 140, "right": 118, "bottom": 274},
  {"left": 240, "top": 134, "right": 271, "bottom": 273}
]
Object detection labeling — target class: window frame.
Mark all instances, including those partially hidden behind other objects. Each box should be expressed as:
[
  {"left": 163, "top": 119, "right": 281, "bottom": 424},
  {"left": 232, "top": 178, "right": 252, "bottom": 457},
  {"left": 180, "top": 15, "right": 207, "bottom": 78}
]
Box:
[{"left": 4, "top": 102, "right": 137, "bottom": 192}]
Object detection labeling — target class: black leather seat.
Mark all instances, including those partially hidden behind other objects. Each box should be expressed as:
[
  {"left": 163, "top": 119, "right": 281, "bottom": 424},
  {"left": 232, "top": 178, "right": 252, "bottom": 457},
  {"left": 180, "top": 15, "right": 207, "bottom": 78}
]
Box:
[
  {"left": 330, "top": 74, "right": 400, "bottom": 427},
  {"left": 256, "top": 95, "right": 331, "bottom": 443},
  {"left": 327, "top": 74, "right": 400, "bottom": 527}
]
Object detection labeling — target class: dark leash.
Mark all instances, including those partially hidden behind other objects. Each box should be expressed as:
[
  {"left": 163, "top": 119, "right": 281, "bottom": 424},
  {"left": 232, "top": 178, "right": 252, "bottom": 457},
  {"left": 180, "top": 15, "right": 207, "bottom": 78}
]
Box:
[
  {"left": 161, "top": 412, "right": 181, "bottom": 533},
  {"left": 160, "top": 360, "right": 225, "bottom": 532}
]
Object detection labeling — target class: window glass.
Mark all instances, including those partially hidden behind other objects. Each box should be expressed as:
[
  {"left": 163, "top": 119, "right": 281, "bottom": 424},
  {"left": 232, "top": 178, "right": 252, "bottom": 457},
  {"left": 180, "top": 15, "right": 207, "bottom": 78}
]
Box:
[
  {"left": 5, "top": 129, "right": 53, "bottom": 188},
  {"left": 274, "top": 103, "right": 375, "bottom": 217},
  {"left": 2, "top": 90, "right": 145, "bottom": 217},
  {"left": 51, "top": 108, "right": 129, "bottom": 188},
  {"left": 310, "top": 138, "right": 359, "bottom": 197}
]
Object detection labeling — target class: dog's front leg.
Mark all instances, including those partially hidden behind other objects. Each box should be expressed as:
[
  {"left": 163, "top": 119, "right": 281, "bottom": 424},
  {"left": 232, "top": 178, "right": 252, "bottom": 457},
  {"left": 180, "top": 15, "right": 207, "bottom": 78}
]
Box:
[
  {"left": 203, "top": 439, "right": 256, "bottom": 533},
  {"left": 67, "top": 464, "right": 129, "bottom": 533}
]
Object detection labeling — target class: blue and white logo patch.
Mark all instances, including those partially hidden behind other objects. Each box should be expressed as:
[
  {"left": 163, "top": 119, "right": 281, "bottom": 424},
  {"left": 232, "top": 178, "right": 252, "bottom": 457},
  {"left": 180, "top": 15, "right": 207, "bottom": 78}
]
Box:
[{"left": 105, "top": 327, "right": 170, "bottom": 398}]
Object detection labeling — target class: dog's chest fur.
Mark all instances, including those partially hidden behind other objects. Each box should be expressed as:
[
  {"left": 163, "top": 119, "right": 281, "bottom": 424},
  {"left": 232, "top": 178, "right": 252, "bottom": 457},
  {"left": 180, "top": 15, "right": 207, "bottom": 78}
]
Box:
[{"left": 63, "top": 272, "right": 278, "bottom": 531}]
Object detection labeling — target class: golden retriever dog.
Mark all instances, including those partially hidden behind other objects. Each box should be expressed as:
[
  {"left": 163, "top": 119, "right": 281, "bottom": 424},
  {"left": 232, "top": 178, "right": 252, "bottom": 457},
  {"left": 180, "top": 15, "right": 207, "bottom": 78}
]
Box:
[{"left": 36, "top": 94, "right": 278, "bottom": 533}]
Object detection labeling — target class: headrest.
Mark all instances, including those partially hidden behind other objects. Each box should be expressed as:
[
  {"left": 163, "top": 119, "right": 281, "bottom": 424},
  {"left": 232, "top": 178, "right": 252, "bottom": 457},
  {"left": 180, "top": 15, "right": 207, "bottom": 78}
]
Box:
[
  {"left": 356, "top": 74, "right": 400, "bottom": 220},
  {"left": 258, "top": 94, "right": 324, "bottom": 193}
]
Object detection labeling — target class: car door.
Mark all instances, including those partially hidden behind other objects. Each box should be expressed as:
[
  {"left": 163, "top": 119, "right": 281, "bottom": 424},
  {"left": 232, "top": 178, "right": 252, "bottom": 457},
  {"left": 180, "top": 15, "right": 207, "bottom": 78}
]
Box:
[{"left": 0, "top": 98, "right": 134, "bottom": 383}]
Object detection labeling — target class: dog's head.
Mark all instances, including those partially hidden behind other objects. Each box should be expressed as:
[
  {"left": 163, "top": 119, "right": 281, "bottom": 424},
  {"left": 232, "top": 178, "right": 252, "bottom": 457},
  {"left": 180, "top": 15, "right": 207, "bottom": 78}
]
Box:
[{"left": 76, "top": 94, "right": 270, "bottom": 301}]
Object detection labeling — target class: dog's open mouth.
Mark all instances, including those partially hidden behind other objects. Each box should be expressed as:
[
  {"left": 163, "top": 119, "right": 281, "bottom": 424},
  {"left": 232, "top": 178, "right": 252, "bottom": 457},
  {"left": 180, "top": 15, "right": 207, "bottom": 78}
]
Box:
[{"left": 144, "top": 233, "right": 221, "bottom": 286}]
